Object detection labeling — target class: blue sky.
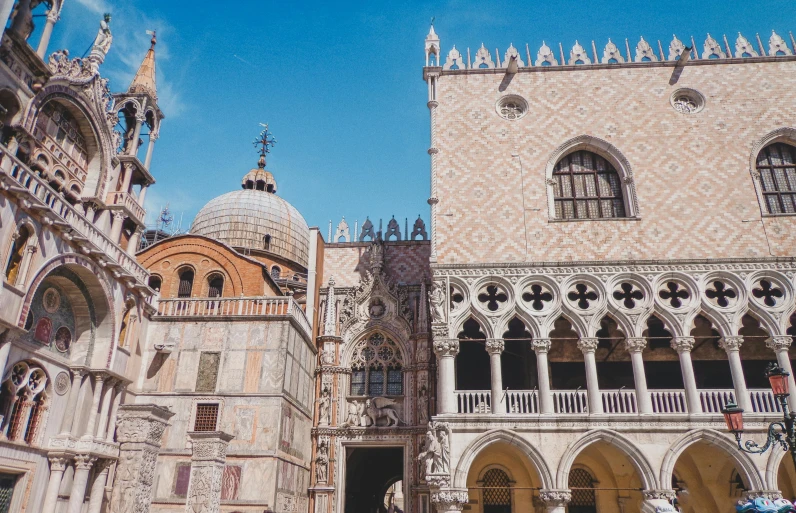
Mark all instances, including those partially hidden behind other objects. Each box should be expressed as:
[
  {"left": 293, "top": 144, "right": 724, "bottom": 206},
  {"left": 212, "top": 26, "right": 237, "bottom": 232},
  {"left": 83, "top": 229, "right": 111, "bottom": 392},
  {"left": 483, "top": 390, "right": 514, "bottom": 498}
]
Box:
[{"left": 46, "top": 0, "right": 796, "bottom": 236}]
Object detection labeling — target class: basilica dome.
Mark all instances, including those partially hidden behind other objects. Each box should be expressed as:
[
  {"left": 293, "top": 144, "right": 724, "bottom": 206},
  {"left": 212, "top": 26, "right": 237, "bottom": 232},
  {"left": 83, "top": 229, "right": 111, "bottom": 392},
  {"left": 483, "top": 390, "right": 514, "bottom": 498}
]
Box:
[{"left": 190, "top": 160, "right": 310, "bottom": 267}]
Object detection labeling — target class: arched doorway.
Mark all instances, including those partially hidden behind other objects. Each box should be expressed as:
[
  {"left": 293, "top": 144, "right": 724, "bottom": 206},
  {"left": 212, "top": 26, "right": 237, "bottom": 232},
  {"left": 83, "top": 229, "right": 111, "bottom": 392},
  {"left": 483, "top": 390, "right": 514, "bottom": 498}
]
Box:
[
  {"left": 670, "top": 441, "right": 750, "bottom": 512},
  {"left": 345, "top": 447, "right": 403, "bottom": 513}
]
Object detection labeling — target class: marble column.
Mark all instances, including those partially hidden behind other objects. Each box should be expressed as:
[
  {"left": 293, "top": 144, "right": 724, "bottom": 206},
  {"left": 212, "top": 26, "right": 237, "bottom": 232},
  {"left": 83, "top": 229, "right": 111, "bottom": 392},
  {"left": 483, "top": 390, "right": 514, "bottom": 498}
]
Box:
[
  {"left": 430, "top": 488, "right": 468, "bottom": 513},
  {"left": 144, "top": 133, "right": 157, "bottom": 169},
  {"left": 128, "top": 116, "right": 144, "bottom": 156},
  {"left": 767, "top": 336, "right": 796, "bottom": 412},
  {"left": 66, "top": 454, "right": 97, "bottom": 513},
  {"left": 127, "top": 226, "right": 144, "bottom": 255},
  {"left": 532, "top": 339, "right": 554, "bottom": 414},
  {"left": 641, "top": 490, "right": 677, "bottom": 513},
  {"left": 110, "top": 212, "right": 125, "bottom": 245},
  {"left": 0, "top": 340, "right": 12, "bottom": 392},
  {"left": 41, "top": 455, "right": 70, "bottom": 513},
  {"left": 60, "top": 369, "right": 86, "bottom": 435},
  {"left": 105, "top": 383, "right": 124, "bottom": 442},
  {"left": 720, "top": 336, "right": 752, "bottom": 411},
  {"left": 109, "top": 404, "right": 174, "bottom": 513},
  {"left": 36, "top": 9, "right": 59, "bottom": 58},
  {"left": 577, "top": 338, "right": 603, "bottom": 414},
  {"left": 625, "top": 338, "right": 652, "bottom": 414},
  {"left": 433, "top": 339, "right": 460, "bottom": 414},
  {"left": 87, "top": 460, "right": 111, "bottom": 513},
  {"left": 485, "top": 339, "right": 505, "bottom": 414},
  {"left": 539, "top": 489, "right": 571, "bottom": 513},
  {"left": 671, "top": 337, "right": 702, "bottom": 414},
  {"left": 95, "top": 379, "right": 115, "bottom": 439},
  {"left": 81, "top": 374, "right": 105, "bottom": 439},
  {"left": 185, "top": 431, "right": 235, "bottom": 513}
]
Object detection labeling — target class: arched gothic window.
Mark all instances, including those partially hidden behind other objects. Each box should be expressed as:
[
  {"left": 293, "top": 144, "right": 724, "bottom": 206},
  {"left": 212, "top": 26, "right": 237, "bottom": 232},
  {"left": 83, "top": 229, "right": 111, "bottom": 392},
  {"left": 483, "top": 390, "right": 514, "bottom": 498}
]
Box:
[
  {"left": 271, "top": 266, "right": 281, "bottom": 280},
  {"left": 568, "top": 468, "right": 597, "bottom": 513},
  {"left": 5, "top": 225, "right": 31, "bottom": 284},
  {"left": 177, "top": 269, "right": 194, "bottom": 298},
  {"left": 756, "top": 142, "right": 796, "bottom": 214},
  {"left": 0, "top": 362, "right": 48, "bottom": 445},
  {"left": 208, "top": 275, "right": 224, "bottom": 297},
  {"left": 482, "top": 468, "right": 512, "bottom": 513},
  {"left": 350, "top": 333, "right": 403, "bottom": 396},
  {"left": 552, "top": 150, "right": 625, "bottom": 219}
]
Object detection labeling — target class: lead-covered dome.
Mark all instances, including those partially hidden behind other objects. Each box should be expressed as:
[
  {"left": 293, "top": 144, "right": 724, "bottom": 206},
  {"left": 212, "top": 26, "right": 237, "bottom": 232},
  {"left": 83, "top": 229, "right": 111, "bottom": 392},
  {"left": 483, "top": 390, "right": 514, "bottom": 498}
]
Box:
[{"left": 190, "top": 159, "right": 310, "bottom": 267}]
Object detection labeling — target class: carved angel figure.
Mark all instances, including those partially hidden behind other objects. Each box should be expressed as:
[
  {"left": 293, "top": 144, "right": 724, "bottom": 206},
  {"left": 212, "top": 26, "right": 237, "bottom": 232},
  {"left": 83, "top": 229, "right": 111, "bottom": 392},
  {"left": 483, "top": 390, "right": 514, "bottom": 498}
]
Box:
[
  {"left": 92, "top": 14, "right": 113, "bottom": 54},
  {"left": 341, "top": 400, "right": 361, "bottom": 427},
  {"left": 429, "top": 282, "right": 446, "bottom": 323}
]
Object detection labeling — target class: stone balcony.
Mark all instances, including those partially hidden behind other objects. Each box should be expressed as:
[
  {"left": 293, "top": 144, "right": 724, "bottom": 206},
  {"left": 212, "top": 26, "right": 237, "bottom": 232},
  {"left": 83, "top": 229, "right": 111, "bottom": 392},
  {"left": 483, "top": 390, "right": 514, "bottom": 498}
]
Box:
[
  {"left": 105, "top": 190, "right": 145, "bottom": 224},
  {"left": 0, "top": 144, "right": 150, "bottom": 288},
  {"left": 455, "top": 388, "right": 781, "bottom": 415}
]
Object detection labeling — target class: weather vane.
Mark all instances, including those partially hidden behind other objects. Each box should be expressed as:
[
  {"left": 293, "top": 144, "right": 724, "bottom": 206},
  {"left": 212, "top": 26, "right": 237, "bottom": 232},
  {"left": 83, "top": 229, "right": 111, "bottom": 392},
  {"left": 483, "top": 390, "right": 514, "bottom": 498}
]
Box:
[{"left": 253, "top": 123, "right": 277, "bottom": 167}]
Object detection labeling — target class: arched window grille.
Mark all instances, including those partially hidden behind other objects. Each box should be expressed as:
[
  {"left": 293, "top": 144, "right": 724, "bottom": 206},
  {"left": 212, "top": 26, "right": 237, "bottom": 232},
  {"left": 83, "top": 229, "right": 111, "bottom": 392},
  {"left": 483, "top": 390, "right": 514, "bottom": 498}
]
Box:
[
  {"left": 756, "top": 142, "right": 796, "bottom": 214},
  {"left": 177, "top": 269, "right": 194, "bottom": 298},
  {"left": 270, "top": 266, "right": 281, "bottom": 280},
  {"left": 5, "top": 225, "right": 31, "bottom": 283},
  {"left": 0, "top": 362, "right": 48, "bottom": 445},
  {"left": 34, "top": 102, "right": 88, "bottom": 169},
  {"left": 482, "top": 468, "right": 512, "bottom": 513},
  {"left": 208, "top": 275, "right": 224, "bottom": 297},
  {"left": 552, "top": 150, "right": 625, "bottom": 219},
  {"left": 568, "top": 468, "right": 597, "bottom": 513},
  {"left": 350, "top": 333, "right": 403, "bottom": 396}
]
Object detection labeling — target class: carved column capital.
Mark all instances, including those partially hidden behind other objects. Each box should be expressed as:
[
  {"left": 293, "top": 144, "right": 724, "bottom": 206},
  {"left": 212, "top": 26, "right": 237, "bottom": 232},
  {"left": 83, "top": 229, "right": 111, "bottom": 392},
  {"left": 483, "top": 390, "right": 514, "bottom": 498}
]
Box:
[
  {"left": 670, "top": 336, "right": 695, "bottom": 353},
  {"left": 485, "top": 338, "right": 504, "bottom": 355},
  {"left": 719, "top": 336, "right": 744, "bottom": 352},
  {"left": 532, "top": 338, "right": 551, "bottom": 353},
  {"left": 625, "top": 337, "right": 647, "bottom": 353},
  {"left": 112, "top": 211, "right": 126, "bottom": 221},
  {"left": 643, "top": 489, "right": 677, "bottom": 501},
  {"left": 577, "top": 337, "right": 599, "bottom": 354},
  {"left": 48, "top": 455, "right": 71, "bottom": 471},
  {"left": 433, "top": 339, "right": 459, "bottom": 358},
  {"left": 539, "top": 489, "right": 571, "bottom": 507},
  {"left": 74, "top": 454, "right": 97, "bottom": 470},
  {"left": 768, "top": 335, "right": 793, "bottom": 351},
  {"left": 430, "top": 488, "right": 468, "bottom": 512}
]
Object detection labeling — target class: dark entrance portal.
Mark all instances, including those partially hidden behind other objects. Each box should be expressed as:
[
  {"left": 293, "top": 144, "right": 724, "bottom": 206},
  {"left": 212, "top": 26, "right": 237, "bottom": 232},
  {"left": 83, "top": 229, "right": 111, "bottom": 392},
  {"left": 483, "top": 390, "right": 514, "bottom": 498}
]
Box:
[{"left": 345, "top": 447, "right": 403, "bottom": 513}]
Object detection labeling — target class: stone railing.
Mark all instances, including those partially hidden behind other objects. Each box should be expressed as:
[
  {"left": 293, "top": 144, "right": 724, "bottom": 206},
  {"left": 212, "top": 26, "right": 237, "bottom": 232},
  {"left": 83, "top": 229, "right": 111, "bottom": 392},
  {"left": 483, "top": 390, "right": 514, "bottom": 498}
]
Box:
[
  {"left": 155, "top": 296, "right": 312, "bottom": 338},
  {"left": 0, "top": 145, "right": 149, "bottom": 286},
  {"left": 105, "top": 190, "right": 145, "bottom": 223},
  {"left": 455, "top": 388, "right": 779, "bottom": 416}
]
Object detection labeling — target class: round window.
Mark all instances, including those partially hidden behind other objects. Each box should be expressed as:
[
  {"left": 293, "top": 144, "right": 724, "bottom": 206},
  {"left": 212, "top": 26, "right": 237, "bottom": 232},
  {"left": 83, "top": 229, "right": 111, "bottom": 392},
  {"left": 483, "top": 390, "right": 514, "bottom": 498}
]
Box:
[
  {"left": 496, "top": 95, "right": 529, "bottom": 120},
  {"left": 670, "top": 88, "right": 705, "bottom": 114}
]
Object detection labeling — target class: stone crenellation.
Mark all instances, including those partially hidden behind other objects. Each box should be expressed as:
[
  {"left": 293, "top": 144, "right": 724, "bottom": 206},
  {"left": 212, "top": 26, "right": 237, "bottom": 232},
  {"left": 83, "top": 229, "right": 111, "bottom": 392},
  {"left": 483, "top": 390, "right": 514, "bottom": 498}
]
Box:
[
  {"left": 327, "top": 215, "right": 427, "bottom": 243},
  {"left": 424, "top": 30, "right": 796, "bottom": 70}
]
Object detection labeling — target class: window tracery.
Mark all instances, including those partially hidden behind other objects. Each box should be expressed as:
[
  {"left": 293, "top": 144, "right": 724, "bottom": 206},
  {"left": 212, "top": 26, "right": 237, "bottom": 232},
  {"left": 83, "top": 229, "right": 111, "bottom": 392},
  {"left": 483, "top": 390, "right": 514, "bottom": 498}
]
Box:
[
  {"left": 552, "top": 151, "right": 625, "bottom": 219},
  {"left": 756, "top": 142, "right": 796, "bottom": 214},
  {"left": 0, "top": 362, "right": 48, "bottom": 445},
  {"left": 350, "top": 333, "right": 403, "bottom": 396}
]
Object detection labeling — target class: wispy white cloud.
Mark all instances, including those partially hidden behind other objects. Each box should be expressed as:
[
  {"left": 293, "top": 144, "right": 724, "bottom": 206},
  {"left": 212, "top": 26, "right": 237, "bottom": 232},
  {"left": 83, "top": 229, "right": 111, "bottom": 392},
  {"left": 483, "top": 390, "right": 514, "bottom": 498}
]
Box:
[{"left": 74, "top": 0, "right": 109, "bottom": 14}]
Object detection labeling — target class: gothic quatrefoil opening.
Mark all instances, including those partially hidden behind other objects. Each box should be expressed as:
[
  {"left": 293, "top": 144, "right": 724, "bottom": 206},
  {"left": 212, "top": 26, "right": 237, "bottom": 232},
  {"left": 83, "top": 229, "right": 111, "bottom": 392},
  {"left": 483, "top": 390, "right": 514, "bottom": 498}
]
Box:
[
  {"left": 522, "top": 284, "right": 553, "bottom": 311},
  {"left": 705, "top": 280, "right": 737, "bottom": 308},
  {"left": 752, "top": 279, "right": 784, "bottom": 307},
  {"left": 613, "top": 283, "right": 644, "bottom": 309},
  {"left": 450, "top": 286, "right": 465, "bottom": 310},
  {"left": 659, "top": 282, "right": 689, "bottom": 308},
  {"left": 478, "top": 285, "right": 508, "bottom": 312},
  {"left": 568, "top": 283, "right": 598, "bottom": 310}
]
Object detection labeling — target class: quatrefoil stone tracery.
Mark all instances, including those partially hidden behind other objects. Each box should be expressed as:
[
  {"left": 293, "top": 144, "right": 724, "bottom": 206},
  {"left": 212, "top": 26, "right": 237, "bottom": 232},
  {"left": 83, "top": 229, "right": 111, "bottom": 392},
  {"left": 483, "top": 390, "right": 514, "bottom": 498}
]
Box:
[
  {"left": 659, "top": 282, "right": 690, "bottom": 308},
  {"left": 752, "top": 279, "right": 784, "bottom": 307},
  {"left": 522, "top": 284, "right": 553, "bottom": 311},
  {"left": 613, "top": 282, "right": 644, "bottom": 309},
  {"left": 705, "top": 280, "right": 737, "bottom": 308},
  {"left": 478, "top": 285, "right": 508, "bottom": 312},
  {"left": 568, "top": 283, "right": 598, "bottom": 310}
]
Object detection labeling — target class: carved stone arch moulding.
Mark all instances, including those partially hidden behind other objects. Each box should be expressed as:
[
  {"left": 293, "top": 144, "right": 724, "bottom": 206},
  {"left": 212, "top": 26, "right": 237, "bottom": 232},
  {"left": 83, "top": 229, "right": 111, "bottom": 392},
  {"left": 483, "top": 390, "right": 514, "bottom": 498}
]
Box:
[
  {"left": 748, "top": 127, "right": 796, "bottom": 216},
  {"left": 543, "top": 135, "right": 640, "bottom": 219}
]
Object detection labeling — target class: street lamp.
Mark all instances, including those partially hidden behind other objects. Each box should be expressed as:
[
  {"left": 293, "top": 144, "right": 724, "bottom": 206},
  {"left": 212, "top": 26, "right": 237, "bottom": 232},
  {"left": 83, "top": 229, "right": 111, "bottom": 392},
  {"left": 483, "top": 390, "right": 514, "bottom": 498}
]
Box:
[{"left": 721, "top": 362, "right": 796, "bottom": 469}]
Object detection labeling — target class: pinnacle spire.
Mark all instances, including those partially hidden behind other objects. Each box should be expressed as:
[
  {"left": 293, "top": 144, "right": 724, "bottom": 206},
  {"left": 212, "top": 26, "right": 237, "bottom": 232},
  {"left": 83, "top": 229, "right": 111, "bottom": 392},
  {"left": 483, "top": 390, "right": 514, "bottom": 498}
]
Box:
[{"left": 129, "top": 31, "right": 157, "bottom": 99}]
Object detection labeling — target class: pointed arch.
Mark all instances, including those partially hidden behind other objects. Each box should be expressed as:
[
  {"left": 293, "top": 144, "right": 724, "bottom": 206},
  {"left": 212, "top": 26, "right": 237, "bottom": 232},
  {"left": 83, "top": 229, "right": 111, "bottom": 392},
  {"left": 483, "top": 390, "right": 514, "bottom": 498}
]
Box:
[
  {"left": 556, "top": 429, "right": 657, "bottom": 490},
  {"left": 341, "top": 326, "right": 411, "bottom": 369},
  {"left": 685, "top": 307, "right": 731, "bottom": 338},
  {"left": 748, "top": 128, "right": 796, "bottom": 215},
  {"left": 544, "top": 135, "right": 640, "bottom": 219},
  {"left": 451, "top": 310, "right": 493, "bottom": 339},
  {"left": 494, "top": 310, "right": 541, "bottom": 340},
  {"left": 659, "top": 429, "right": 765, "bottom": 491},
  {"left": 547, "top": 310, "right": 587, "bottom": 339},
  {"left": 453, "top": 429, "right": 554, "bottom": 490}
]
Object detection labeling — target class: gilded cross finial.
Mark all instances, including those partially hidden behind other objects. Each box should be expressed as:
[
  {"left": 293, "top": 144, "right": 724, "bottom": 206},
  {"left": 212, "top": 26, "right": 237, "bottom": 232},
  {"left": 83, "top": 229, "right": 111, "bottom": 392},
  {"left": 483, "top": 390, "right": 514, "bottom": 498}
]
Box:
[{"left": 253, "top": 123, "right": 277, "bottom": 168}]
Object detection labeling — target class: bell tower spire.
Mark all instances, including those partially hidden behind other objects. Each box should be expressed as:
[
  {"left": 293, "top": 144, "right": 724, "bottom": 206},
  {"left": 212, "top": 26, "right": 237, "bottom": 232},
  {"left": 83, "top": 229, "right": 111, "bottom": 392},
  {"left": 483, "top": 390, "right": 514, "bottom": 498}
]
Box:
[{"left": 129, "top": 31, "right": 158, "bottom": 99}]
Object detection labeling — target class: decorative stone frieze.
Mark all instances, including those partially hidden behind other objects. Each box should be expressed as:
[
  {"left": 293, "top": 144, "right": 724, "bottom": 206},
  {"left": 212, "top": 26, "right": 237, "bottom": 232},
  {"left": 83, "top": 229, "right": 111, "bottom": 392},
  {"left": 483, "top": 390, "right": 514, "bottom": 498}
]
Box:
[
  {"left": 642, "top": 489, "right": 677, "bottom": 501},
  {"left": 110, "top": 404, "right": 174, "bottom": 513},
  {"left": 185, "top": 431, "right": 234, "bottom": 513}
]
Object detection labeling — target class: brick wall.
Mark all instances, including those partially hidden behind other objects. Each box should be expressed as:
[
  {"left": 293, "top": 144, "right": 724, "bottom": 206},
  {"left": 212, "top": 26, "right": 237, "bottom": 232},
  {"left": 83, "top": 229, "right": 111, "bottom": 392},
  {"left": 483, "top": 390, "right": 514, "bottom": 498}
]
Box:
[{"left": 432, "top": 59, "right": 796, "bottom": 264}]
